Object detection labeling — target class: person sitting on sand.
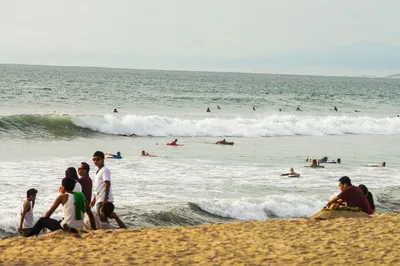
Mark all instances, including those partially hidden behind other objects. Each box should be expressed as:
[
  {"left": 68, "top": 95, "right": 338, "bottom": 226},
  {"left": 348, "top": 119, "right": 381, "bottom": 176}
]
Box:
[
  {"left": 26, "top": 178, "right": 96, "bottom": 236},
  {"left": 105, "top": 152, "right": 122, "bottom": 159},
  {"left": 280, "top": 168, "right": 297, "bottom": 176},
  {"left": 326, "top": 176, "right": 373, "bottom": 214},
  {"left": 84, "top": 202, "right": 126, "bottom": 230},
  {"left": 66, "top": 167, "right": 82, "bottom": 192},
  {"left": 358, "top": 184, "right": 375, "bottom": 212},
  {"left": 18, "top": 188, "right": 38, "bottom": 237}
]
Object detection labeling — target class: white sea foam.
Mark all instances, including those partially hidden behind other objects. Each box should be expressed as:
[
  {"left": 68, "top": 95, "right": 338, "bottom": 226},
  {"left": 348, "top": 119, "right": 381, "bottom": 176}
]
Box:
[
  {"left": 73, "top": 114, "right": 400, "bottom": 137},
  {"left": 195, "top": 195, "right": 325, "bottom": 220}
]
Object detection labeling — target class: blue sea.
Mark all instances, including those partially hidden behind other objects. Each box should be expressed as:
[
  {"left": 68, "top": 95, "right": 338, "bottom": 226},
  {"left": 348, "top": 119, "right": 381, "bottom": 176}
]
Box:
[{"left": 1, "top": 64, "right": 399, "bottom": 237}]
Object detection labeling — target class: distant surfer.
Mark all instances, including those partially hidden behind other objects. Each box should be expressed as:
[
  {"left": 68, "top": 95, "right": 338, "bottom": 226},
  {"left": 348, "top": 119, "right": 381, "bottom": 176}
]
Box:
[
  {"left": 355, "top": 110, "right": 361, "bottom": 112},
  {"left": 141, "top": 150, "right": 157, "bottom": 157},
  {"left": 334, "top": 106, "right": 338, "bottom": 112},
  {"left": 217, "top": 105, "right": 221, "bottom": 110},
  {"left": 105, "top": 152, "right": 122, "bottom": 159},
  {"left": 113, "top": 108, "right": 118, "bottom": 113},
  {"left": 280, "top": 168, "right": 297, "bottom": 176},
  {"left": 206, "top": 108, "right": 211, "bottom": 112},
  {"left": 279, "top": 108, "right": 282, "bottom": 112},
  {"left": 253, "top": 106, "right": 256, "bottom": 111},
  {"left": 167, "top": 139, "right": 182, "bottom": 146},
  {"left": 296, "top": 106, "right": 302, "bottom": 111},
  {"left": 119, "top": 133, "right": 136, "bottom": 137},
  {"left": 215, "top": 139, "right": 234, "bottom": 145}
]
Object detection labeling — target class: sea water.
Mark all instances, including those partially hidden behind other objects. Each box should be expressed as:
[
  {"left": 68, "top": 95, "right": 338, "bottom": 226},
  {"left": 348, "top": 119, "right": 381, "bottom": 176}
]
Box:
[{"left": 1, "top": 64, "right": 400, "bottom": 237}]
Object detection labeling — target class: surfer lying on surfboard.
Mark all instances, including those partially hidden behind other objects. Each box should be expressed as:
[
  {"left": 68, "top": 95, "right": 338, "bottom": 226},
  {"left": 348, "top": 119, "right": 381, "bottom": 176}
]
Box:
[
  {"left": 167, "top": 139, "right": 183, "bottom": 146},
  {"left": 141, "top": 150, "right": 157, "bottom": 157},
  {"left": 105, "top": 152, "right": 122, "bottom": 159},
  {"left": 280, "top": 168, "right": 298, "bottom": 176},
  {"left": 215, "top": 139, "right": 234, "bottom": 145}
]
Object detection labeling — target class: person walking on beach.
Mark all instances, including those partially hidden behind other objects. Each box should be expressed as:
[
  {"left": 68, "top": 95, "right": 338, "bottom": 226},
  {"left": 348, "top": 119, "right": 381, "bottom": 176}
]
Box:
[
  {"left": 27, "top": 178, "right": 96, "bottom": 236},
  {"left": 78, "top": 162, "right": 92, "bottom": 204},
  {"left": 90, "top": 151, "right": 114, "bottom": 214},
  {"left": 18, "top": 188, "right": 38, "bottom": 236},
  {"left": 326, "top": 176, "right": 373, "bottom": 214},
  {"left": 84, "top": 202, "right": 126, "bottom": 230}
]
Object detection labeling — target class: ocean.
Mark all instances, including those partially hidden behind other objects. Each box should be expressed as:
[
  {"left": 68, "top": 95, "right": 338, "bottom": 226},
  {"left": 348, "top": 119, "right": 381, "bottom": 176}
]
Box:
[{"left": 1, "top": 64, "right": 400, "bottom": 238}]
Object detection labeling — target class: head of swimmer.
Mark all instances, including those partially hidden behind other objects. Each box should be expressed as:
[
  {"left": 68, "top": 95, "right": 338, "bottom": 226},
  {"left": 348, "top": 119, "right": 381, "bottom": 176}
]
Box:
[
  {"left": 382, "top": 161, "right": 386, "bottom": 167},
  {"left": 290, "top": 168, "right": 295, "bottom": 174},
  {"left": 141, "top": 150, "right": 146, "bottom": 156}
]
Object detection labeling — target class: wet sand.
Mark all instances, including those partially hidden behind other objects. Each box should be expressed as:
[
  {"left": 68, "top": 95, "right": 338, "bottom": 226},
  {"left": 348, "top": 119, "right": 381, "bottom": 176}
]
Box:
[{"left": 1, "top": 213, "right": 399, "bottom": 265}]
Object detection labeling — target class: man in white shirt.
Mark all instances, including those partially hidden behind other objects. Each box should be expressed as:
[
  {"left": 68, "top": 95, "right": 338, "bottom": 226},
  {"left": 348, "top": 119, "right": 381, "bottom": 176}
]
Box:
[{"left": 90, "top": 151, "right": 114, "bottom": 214}]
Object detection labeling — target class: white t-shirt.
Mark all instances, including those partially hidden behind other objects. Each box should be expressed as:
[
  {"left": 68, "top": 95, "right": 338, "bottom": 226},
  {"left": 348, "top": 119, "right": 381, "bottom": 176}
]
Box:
[
  {"left": 73, "top": 182, "right": 82, "bottom": 192},
  {"left": 94, "top": 166, "right": 113, "bottom": 203},
  {"left": 83, "top": 212, "right": 115, "bottom": 230}
]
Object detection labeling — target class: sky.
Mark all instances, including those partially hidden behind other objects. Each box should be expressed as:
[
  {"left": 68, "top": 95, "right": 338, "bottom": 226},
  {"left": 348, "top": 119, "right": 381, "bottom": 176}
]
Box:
[{"left": 1, "top": 0, "right": 400, "bottom": 75}]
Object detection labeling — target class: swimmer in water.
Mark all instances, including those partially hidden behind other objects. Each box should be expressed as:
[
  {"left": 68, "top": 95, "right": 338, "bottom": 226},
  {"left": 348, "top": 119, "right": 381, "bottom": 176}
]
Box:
[
  {"left": 113, "top": 108, "right": 118, "bottom": 113},
  {"left": 206, "top": 108, "right": 211, "bottom": 112},
  {"left": 105, "top": 152, "right": 122, "bottom": 159}
]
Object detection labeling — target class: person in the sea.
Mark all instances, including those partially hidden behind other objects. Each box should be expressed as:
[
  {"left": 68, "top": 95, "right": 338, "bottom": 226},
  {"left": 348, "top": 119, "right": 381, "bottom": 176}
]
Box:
[
  {"left": 326, "top": 176, "right": 373, "bottom": 214},
  {"left": 337, "top": 158, "right": 341, "bottom": 164},
  {"left": 119, "top": 133, "right": 136, "bottom": 137},
  {"left": 113, "top": 108, "right": 118, "bottom": 113},
  {"left": 355, "top": 110, "right": 361, "bottom": 112},
  {"left": 105, "top": 151, "right": 122, "bottom": 159},
  {"left": 206, "top": 108, "right": 211, "bottom": 112},
  {"left": 141, "top": 150, "right": 156, "bottom": 156},
  {"left": 296, "top": 106, "right": 302, "bottom": 111},
  {"left": 217, "top": 105, "right": 221, "bottom": 110},
  {"left": 84, "top": 202, "right": 126, "bottom": 230},
  {"left": 334, "top": 106, "right": 338, "bottom": 112},
  {"left": 279, "top": 108, "right": 282, "bottom": 112},
  {"left": 382, "top": 161, "right": 386, "bottom": 167},
  {"left": 66, "top": 167, "right": 82, "bottom": 192},
  {"left": 280, "top": 168, "right": 297, "bottom": 176},
  {"left": 319, "top": 157, "right": 328, "bottom": 163},
  {"left": 253, "top": 106, "right": 256, "bottom": 111},
  {"left": 309, "top": 159, "right": 319, "bottom": 167},
  {"left": 26, "top": 178, "right": 96, "bottom": 236},
  {"left": 18, "top": 188, "right": 38, "bottom": 236},
  {"left": 358, "top": 184, "right": 375, "bottom": 212},
  {"left": 168, "top": 139, "right": 178, "bottom": 145},
  {"left": 216, "top": 139, "right": 228, "bottom": 144},
  {"left": 78, "top": 162, "right": 92, "bottom": 204},
  {"left": 90, "top": 151, "right": 114, "bottom": 214}
]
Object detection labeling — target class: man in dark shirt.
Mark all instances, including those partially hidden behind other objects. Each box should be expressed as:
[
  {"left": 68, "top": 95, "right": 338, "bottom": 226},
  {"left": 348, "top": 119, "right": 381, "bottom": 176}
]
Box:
[
  {"left": 327, "top": 176, "right": 373, "bottom": 214},
  {"left": 78, "top": 162, "right": 93, "bottom": 204}
]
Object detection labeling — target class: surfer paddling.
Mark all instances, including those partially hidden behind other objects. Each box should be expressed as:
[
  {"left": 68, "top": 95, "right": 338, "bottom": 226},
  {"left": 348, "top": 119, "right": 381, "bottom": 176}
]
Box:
[{"left": 215, "top": 139, "right": 234, "bottom": 145}]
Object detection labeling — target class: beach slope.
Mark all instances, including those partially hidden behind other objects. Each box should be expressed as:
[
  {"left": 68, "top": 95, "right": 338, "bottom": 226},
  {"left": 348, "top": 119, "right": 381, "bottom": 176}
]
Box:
[{"left": 1, "top": 213, "right": 399, "bottom": 265}]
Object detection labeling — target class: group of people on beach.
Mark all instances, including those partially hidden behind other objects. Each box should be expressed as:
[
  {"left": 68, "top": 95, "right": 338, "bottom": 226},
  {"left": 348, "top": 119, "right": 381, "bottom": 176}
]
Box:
[{"left": 19, "top": 151, "right": 126, "bottom": 237}]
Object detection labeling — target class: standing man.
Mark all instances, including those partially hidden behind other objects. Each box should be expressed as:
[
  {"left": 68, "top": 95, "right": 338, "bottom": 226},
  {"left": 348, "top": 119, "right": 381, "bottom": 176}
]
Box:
[
  {"left": 90, "top": 151, "right": 114, "bottom": 214},
  {"left": 78, "top": 162, "right": 92, "bottom": 204}
]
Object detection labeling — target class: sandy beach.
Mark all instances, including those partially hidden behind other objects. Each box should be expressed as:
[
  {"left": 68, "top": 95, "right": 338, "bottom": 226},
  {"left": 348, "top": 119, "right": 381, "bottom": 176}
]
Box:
[{"left": 1, "top": 213, "right": 399, "bottom": 265}]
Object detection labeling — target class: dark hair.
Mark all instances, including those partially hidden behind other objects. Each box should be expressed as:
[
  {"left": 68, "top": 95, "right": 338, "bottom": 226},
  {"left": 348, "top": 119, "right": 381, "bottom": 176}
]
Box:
[
  {"left": 358, "top": 184, "right": 368, "bottom": 195},
  {"left": 359, "top": 184, "right": 375, "bottom": 211},
  {"left": 93, "top": 151, "right": 105, "bottom": 159},
  {"left": 65, "top": 167, "right": 79, "bottom": 181},
  {"left": 80, "top": 162, "right": 90, "bottom": 173},
  {"left": 27, "top": 188, "right": 38, "bottom": 197},
  {"left": 339, "top": 176, "right": 352, "bottom": 186},
  {"left": 102, "top": 202, "right": 115, "bottom": 217},
  {"left": 62, "top": 177, "right": 76, "bottom": 192},
  {"left": 337, "top": 158, "right": 341, "bottom": 164}
]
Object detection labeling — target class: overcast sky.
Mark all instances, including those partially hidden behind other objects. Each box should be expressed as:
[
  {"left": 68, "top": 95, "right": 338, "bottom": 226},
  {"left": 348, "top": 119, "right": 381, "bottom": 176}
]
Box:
[{"left": 1, "top": 0, "right": 400, "bottom": 75}]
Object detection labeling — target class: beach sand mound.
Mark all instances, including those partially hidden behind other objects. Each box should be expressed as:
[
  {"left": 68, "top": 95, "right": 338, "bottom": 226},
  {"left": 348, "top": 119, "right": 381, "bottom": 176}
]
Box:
[
  {"left": 310, "top": 209, "right": 371, "bottom": 220},
  {"left": 1, "top": 213, "right": 400, "bottom": 265}
]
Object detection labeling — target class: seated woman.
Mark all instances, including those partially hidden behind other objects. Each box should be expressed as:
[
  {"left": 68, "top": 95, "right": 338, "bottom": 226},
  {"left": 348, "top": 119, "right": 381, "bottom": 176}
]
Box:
[
  {"left": 105, "top": 152, "right": 122, "bottom": 159},
  {"left": 358, "top": 184, "right": 375, "bottom": 212}
]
